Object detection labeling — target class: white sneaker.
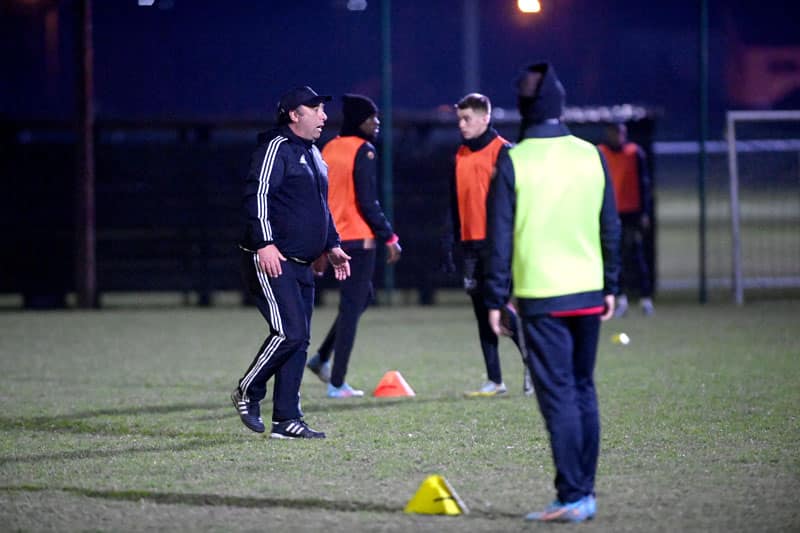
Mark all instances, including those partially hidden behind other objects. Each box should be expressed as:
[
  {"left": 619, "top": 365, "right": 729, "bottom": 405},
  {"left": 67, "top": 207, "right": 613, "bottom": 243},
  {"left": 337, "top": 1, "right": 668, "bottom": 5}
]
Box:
[
  {"left": 523, "top": 368, "right": 535, "bottom": 397},
  {"left": 641, "top": 297, "right": 655, "bottom": 316},
  {"left": 614, "top": 294, "right": 628, "bottom": 318},
  {"left": 465, "top": 381, "right": 508, "bottom": 397},
  {"left": 306, "top": 353, "right": 331, "bottom": 383}
]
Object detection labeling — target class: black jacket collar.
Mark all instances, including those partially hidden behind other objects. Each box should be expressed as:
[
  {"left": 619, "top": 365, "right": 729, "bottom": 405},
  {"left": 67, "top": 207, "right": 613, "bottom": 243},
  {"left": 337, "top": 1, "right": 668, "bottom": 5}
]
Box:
[
  {"left": 279, "top": 125, "right": 315, "bottom": 149},
  {"left": 520, "top": 121, "right": 571, "bottom": 140},
  {"left": 462, "top": 126, "right": 499, "bottom": 152}
]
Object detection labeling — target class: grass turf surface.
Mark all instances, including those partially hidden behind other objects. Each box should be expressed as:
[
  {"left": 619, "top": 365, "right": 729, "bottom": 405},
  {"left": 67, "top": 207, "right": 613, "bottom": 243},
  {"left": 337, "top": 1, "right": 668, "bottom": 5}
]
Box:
[{"left": 0, "top": 297, "right": 798, "bottom": 531}]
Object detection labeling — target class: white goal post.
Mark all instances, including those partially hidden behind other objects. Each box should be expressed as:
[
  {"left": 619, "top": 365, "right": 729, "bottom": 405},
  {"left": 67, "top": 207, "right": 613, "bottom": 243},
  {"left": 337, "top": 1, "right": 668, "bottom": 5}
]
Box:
[{"left": 726, "top": 110, "right": 800, "bottom": 305}]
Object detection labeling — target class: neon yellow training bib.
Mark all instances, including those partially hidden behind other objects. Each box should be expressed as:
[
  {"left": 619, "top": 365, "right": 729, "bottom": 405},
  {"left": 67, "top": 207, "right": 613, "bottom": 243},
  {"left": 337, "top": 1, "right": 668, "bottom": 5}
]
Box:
[{"left": 509, "top": 136, "right": 606, "bottom": 299}]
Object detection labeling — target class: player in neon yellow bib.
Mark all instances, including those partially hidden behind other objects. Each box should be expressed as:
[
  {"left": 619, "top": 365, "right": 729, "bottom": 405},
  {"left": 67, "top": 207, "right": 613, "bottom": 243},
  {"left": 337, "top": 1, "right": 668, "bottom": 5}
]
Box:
[{"left": 484, "top": 62, "right": 621, "bottom": 522}]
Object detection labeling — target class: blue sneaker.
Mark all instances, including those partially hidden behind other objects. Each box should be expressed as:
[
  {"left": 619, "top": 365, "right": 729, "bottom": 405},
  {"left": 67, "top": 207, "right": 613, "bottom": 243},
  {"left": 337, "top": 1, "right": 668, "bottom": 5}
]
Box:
[
  {"left": 230, "top": 388, "right": 265, "bottom": 433},
  {"left": 327, "top": 382, "right": 365, "bottom": 398},
  {"left": 586, "top": 494, "right": 596, "bottom": 520},
  {"left": 524, "top": 496, "right": 591, "bottom": 522},
  {"left": 306, "top": 353, "right": 331, "bottom": 383}
]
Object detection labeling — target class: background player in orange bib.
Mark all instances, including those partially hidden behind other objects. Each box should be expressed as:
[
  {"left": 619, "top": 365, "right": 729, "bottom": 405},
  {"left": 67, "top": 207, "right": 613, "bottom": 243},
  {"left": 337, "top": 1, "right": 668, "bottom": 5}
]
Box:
[
  {"left": 443, "top": 93, "right": 532, "bottom": 397},
  {"left": 307, "top": 94, "right": 401, "bottom": 398}
]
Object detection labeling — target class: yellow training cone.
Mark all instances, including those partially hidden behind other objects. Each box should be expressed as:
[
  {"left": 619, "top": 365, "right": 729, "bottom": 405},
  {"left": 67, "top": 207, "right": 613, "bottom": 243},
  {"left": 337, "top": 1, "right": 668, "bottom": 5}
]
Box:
[{"left": 404, "top": 475, "right": 469, "bottom": 515}]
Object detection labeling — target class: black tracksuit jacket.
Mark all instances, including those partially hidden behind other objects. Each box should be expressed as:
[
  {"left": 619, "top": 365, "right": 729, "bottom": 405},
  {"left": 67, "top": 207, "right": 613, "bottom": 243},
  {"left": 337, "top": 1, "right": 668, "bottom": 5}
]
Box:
[{"left": 240, "top": 125, "right": 340, "bottom": 262}]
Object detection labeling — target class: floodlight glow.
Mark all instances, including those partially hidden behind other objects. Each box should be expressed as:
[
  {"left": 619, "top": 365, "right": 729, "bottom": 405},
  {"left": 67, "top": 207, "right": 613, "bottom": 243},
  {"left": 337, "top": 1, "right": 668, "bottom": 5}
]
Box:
[
  {"left": 518, "top": 0, "right": 541, "bottom": 13},
  {"left": 347, "top": 0, "right": 367, "bottom": 11}
]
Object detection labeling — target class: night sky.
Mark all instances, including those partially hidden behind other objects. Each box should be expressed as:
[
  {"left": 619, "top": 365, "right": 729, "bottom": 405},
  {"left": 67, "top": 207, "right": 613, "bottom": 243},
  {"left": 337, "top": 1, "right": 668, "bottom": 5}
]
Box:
[{"left": 3, "top": 0, "right": 800, "bottom": 139}]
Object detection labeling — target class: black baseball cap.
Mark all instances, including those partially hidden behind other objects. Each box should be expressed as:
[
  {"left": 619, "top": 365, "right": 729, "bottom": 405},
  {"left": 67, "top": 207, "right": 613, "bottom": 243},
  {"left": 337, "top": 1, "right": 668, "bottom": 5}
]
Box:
[{"left": 277, "top": 86, "right": 332, "bottom": 117}]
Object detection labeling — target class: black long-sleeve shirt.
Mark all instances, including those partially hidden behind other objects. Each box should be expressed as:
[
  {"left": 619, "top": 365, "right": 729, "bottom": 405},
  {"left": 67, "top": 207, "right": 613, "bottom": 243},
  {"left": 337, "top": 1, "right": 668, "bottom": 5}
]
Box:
[{"left": 351, "top": 141, "right": 394, "bottom": 242}]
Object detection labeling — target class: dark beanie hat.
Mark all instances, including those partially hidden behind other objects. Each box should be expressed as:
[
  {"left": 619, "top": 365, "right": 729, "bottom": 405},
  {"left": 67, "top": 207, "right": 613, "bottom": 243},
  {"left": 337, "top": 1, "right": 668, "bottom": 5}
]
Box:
[
  {"left": 515, "top": 62, "right": 565, "bottom": 124},
  {"left": 341, "top": 94, "right": 378, "bottom": 136}
]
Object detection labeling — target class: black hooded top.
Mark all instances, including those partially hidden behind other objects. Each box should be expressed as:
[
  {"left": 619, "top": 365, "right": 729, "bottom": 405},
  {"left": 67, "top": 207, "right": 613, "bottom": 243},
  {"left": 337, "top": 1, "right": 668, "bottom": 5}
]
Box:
[{"left": 516, "top": 62, "right": 566, "bottom": 141}]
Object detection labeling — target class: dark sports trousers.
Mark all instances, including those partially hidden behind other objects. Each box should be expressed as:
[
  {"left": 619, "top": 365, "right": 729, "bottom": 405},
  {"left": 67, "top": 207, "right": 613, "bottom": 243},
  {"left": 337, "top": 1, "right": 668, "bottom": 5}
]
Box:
[
  {"left": 317, "top": 248, "right": 375, "bottom": 387},
  {"left": 522, "top": 313, "right": 601, "bottom": 504},
  {"left": 464, "top": 251, "right": 523, "bottom": 384},
  {"left": 619, "top": 212, "right": 652, "bottom": 297},
  {"left": 238, "top": 250, "right": 315, "bottom": 422}
]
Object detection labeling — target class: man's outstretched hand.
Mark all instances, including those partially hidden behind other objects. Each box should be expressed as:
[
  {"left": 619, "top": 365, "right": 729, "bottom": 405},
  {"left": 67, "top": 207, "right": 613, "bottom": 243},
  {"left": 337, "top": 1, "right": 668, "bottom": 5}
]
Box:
[{"left": 327, "top": 247, "right": 352, "bottom": 280}]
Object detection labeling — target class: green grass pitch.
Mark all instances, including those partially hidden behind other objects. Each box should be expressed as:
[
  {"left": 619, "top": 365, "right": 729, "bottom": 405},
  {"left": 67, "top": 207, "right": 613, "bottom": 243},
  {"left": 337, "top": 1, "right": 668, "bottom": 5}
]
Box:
[{"left": 0, "top": 296, "right": 798, "bottom": 531}]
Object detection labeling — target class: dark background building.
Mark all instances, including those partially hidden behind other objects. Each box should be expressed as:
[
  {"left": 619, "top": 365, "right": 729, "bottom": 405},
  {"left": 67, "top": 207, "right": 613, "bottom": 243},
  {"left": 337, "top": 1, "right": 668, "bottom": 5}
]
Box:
[
  {"left": 2, "top": 0, "right": 799, "bottom": 306},
  {"left": 5, "top": 1, "right": 800, "bottom": 133}
]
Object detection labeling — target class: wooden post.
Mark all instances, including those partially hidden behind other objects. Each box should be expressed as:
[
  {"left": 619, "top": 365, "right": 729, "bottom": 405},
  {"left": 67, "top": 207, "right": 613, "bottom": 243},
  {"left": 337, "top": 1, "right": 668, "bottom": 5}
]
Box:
[{"left": 75, "top": 0, "right": 96, "bottom": 307}]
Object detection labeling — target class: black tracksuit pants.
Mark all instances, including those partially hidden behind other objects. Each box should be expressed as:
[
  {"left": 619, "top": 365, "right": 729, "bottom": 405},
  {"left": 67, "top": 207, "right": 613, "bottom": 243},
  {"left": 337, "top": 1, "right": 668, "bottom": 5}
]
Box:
[
  {"left": 619, "top": 212, "right": 653, "bottom": 298},
  {"left": 316, "top": 247, "right": 375, "bottom": 387},
  {"left": 522, "top": 313, "right": 601, "bottom": 504},
  {"left": 464, "top": 249, "right": 523, "bottom": 384},
  {"left": 237, "top": 250, "right": 314, "bottom": 422}
]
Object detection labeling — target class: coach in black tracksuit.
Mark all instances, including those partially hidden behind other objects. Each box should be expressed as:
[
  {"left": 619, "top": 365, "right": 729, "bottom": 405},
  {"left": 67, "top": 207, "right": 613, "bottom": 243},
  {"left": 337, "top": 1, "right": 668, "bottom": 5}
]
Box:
[{"left": 231, "top": 86, "right": 351, "bottom": 440}]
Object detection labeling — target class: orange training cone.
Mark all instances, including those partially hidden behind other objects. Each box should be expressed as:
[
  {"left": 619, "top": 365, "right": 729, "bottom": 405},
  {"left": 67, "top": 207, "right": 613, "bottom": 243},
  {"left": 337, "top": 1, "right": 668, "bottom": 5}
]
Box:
[{"left": 372, "top": 370, "right": 415, "bottom": 397}]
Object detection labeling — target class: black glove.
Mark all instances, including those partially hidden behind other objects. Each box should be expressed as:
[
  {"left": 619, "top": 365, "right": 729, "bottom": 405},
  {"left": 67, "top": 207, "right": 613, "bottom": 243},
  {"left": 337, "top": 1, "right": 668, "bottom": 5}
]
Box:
[{"left": 462, "top": 254, "right": 478, "bottom": 293}]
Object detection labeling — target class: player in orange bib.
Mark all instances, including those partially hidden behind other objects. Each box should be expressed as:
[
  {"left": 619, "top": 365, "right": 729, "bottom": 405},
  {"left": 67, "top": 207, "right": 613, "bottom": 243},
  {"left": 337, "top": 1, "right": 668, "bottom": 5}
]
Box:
[
  {"left": 443, "top": 93, "right": 532, "bottom": 398},
  {"left": 307, "top": 94, "right": 401, "bottom": 398},
  {"left": 598, "top": 122, "right": 654, "bottom": 317}
]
